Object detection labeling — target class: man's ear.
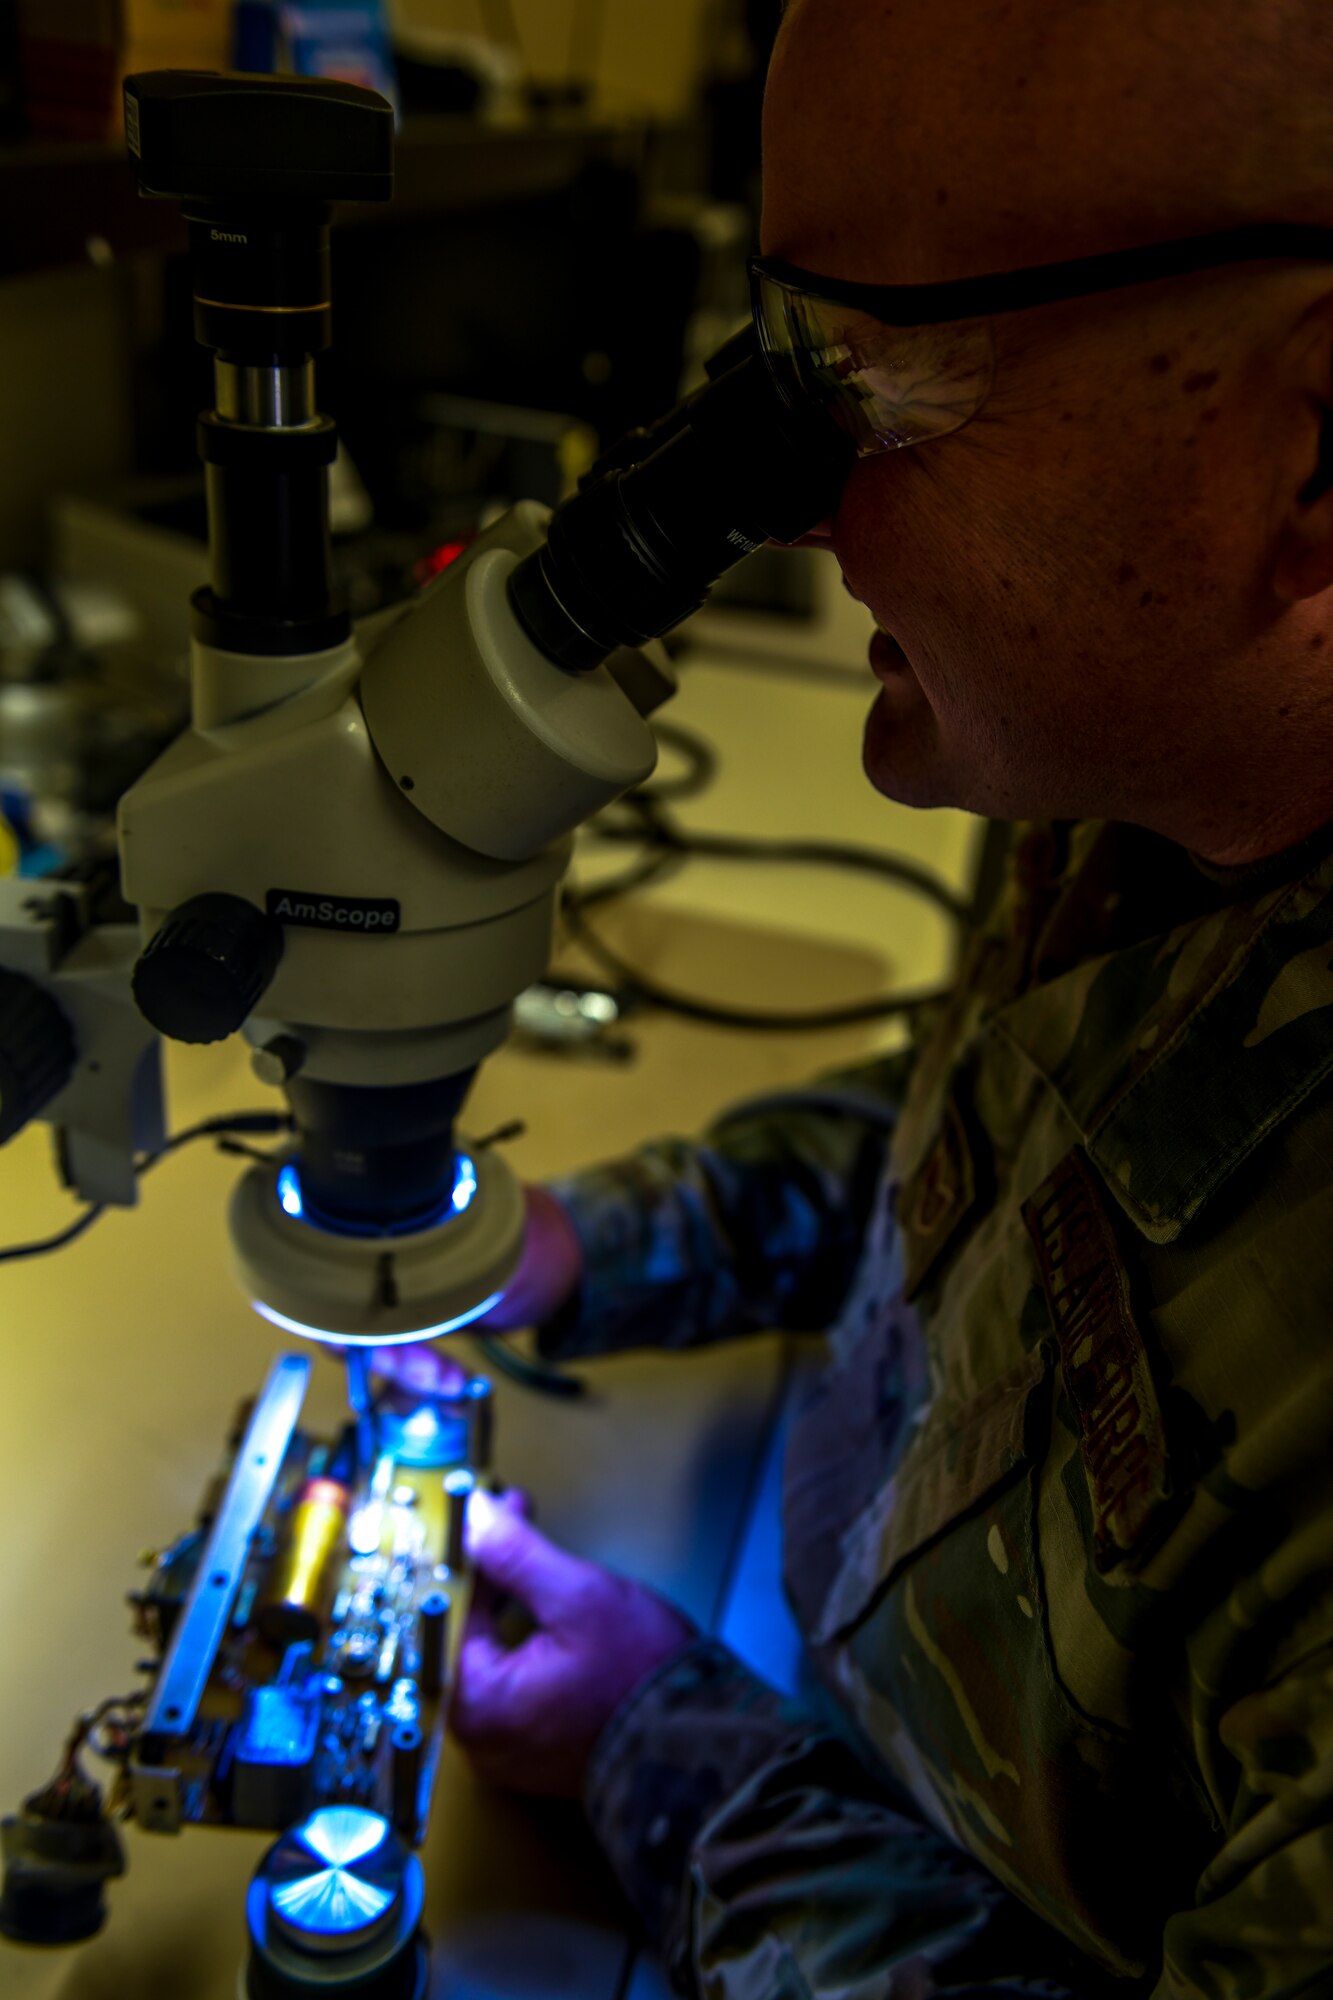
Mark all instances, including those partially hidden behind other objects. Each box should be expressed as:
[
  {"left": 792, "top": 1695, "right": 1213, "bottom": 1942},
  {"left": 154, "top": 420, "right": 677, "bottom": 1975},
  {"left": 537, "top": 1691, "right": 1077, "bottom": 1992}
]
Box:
[
  {"left": 1274, "top": 313, "right": 1333, "bottom": 602},
  {"left": 1300, "top": 408, "right": 1333, "bottom": 504}
]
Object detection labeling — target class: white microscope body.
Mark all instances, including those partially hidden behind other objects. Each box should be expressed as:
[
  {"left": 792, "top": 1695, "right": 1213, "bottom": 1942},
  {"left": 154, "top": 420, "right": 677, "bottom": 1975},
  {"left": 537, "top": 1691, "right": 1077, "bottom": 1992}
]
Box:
[{"left": 118, "top": 500, "right": 667, "bottom": 1343}]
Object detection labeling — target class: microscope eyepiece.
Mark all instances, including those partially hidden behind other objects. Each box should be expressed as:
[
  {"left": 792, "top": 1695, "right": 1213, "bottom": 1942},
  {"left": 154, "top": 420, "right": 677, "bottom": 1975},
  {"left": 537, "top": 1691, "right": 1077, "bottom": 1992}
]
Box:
[
  {"left": 125, "top": 71, "right": 394, "bottom": 659},
  {"left": 506, "top": 331, "right": 856, "bottom": 672}
]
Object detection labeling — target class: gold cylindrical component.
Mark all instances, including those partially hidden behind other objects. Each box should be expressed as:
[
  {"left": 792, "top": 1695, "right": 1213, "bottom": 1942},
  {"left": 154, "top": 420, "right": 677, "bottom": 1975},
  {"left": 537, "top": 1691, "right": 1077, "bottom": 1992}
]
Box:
[{"left": 257, "top": 1477, "right": 349, "bottom": 1646}]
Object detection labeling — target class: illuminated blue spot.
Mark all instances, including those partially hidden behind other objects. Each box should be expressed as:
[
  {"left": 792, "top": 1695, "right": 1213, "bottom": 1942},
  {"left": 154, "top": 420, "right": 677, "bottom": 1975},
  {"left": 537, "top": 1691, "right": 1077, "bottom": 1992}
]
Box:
[
  {"left": 271, "top": 1151, "right": 477, "bottom": 1236},
  {"left": 299, "top": 1807, "right": 387, "bottom": 1870},
  {"left": 402, "top": 1406, "right": 440, "bottom": 1444},
  {"left": 271, "top": 1865, "right": 393, "bottom": 1937},
  {"left": 249, "top": 1292, "right": 504, "bottom": 1347},
  {"left": 277, "top": 1164, "right": 304, "bottom": 1219},
  {"left": 385, "top": 1678, "right": 419, "bottom": 1727},
  {"left": 268, "top": 1809, "right": 395, "bottom": 1943},
  {"left": 451, "top": 1152, "right": 477, "bottom": 1214}
]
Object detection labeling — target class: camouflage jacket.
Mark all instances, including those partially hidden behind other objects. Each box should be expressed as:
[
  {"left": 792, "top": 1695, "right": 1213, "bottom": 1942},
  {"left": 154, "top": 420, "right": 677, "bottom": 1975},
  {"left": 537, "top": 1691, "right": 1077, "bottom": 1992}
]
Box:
[{"left": 544, "top": 819, "right": 1333, "bottom": 1999}]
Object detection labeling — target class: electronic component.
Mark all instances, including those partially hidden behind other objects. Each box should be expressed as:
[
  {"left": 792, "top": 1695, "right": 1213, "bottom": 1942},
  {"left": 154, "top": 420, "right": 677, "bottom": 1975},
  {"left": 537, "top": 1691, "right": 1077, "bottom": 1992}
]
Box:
[
  {"left": 376, "top": 1400, "right": 466, "bottom": 1470},
  {"left": 257, "top": 1477, "right": 350, "bottom": 1646},
  {"left": 0, "top": 1699, "right": 136, "bottom": 1944},
  {"left": 231, "top": 1680, "right": 320, "bottom": 1828},
  {"left": 462, "top": 1378, "right": 494, "bottom": 1471},
  {"left": 390, "top": 1725, "right": 423, "bottom": 1837},
  {"left": 442, "top": 1469, "right": 474, "bottom": 1576},
  {"left": 418, "top": 1594, "right": 448, "bottom": 1700},
  {"left": 3, "top": 1342, "right": 488, "bottom": 1960},
  {"left": 347, "top": 1451, "right": 395, "bottom": 1559}
]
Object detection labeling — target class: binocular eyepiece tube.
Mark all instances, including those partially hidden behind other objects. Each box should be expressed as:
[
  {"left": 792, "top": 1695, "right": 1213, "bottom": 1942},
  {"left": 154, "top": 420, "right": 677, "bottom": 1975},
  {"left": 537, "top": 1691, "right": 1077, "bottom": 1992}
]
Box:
[{"left": 506, "top": 332, "right": 856, "bottom": 674}]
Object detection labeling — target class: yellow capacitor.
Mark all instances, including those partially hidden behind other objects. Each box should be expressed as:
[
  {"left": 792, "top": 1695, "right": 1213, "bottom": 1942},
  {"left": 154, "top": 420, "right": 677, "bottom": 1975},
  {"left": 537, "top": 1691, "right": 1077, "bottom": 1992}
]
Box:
[{"left": 257, "top": 1477, "right": 349, "bottom": 1646}]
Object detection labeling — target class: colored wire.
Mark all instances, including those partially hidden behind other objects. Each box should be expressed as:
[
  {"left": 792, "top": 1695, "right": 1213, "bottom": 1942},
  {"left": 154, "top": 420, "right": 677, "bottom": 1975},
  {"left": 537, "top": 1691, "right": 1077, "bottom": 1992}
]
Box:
[{"left": 0, "top": 1112, "right": 292, "bottom": 1265}]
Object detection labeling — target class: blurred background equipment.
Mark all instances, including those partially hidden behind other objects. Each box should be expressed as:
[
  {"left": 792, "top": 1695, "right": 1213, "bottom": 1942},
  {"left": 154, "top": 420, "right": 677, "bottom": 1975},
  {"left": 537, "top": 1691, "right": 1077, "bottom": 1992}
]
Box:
[{"left": 17, "top": 0, "right": 234, "bottom": 141}]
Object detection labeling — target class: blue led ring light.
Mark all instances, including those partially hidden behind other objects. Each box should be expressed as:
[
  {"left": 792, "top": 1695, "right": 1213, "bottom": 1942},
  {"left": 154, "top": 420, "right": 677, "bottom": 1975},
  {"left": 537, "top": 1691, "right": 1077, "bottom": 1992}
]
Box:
[
  {"left": 275, "top": 1152, "right": 478, "bottom": 1233},
  {"left": 250, "top": 1147, "right": 501, "bottom": 1343},
  {"left": 250, "top": 1291, "right": 504, "bottom": 1348}
]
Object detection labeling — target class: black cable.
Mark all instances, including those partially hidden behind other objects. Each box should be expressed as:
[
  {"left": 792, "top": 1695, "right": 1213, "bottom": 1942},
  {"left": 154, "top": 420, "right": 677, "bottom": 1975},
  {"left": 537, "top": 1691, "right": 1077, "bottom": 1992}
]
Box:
[
  {"left": 564, "top": 844, "right": 683, "bottom": 912},
  {"left": 0, "top": 1202, "right": 107, "bottom": 1263},
  {"left": 556, "top": 745, "right": 969, "bottom": 1028},
  {"left": 629, "top": 718, "right": 718, "bottom": 803},
  {"left": 0, "top": 1111, "right": 292, "bottom": 1265},
  {"left": 560, "top": 894, "right": 951, "bottom": 1030},
  {"left": 141, "top": 1111, "right": 293, "bottom": 1170},
  {"left": 471, "top": 1331, "right": 586, "bottom": 1399},
  {"left": 586, "top": 793, "right": 971, "bottom": 926}
]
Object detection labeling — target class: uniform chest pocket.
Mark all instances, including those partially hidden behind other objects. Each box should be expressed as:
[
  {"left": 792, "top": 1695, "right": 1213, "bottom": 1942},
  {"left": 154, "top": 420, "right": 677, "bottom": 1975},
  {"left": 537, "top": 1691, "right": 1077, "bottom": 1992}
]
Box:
[{"left": 810, "top": 1338, "right": 1052, "bottom": 1647}]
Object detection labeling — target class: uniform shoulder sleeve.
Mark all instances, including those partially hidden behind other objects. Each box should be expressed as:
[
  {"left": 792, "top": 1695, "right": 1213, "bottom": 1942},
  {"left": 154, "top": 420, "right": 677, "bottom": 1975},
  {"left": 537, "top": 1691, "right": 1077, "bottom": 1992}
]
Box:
[
  {"left": 586, "top": 1639, "right": 1103, "bottom": 1997},
  {"left": 1151, "top": 1642, "right": 1333, "bottom": 1998},
  {"left": 538, "top": 1049, "right": 913, "bottom": 1360}
]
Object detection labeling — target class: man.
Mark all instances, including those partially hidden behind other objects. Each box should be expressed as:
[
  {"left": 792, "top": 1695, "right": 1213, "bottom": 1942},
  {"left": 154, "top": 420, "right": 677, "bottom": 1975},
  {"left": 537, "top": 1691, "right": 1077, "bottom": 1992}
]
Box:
[{"left": 385, "top": 0, "right": 1333, "bottom": 1990}]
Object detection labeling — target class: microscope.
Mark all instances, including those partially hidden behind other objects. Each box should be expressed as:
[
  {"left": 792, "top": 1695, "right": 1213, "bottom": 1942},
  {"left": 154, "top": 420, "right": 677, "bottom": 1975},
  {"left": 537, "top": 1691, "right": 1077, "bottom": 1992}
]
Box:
[{"left": 0, "top": 71, "right": 853, "bottom": 1995}]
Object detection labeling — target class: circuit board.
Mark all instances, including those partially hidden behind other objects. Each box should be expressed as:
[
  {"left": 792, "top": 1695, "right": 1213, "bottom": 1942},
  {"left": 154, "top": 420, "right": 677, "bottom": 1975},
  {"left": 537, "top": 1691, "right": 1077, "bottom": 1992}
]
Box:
[{"left": 111, "top": 1352, "right": 486, "bottom": 1847}]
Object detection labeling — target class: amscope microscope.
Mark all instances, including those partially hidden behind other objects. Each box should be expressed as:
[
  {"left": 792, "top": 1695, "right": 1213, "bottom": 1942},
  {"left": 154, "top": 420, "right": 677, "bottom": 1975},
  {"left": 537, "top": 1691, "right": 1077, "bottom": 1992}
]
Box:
[{"left": 0, "top": 70, "right": 854, "bottom": 1994}]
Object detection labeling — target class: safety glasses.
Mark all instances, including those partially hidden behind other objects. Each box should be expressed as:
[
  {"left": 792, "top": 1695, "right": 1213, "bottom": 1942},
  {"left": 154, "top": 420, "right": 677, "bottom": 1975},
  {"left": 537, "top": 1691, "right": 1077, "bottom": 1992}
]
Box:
[{"left": 751, "top": 223, "right": 1333, "bottom": 457}]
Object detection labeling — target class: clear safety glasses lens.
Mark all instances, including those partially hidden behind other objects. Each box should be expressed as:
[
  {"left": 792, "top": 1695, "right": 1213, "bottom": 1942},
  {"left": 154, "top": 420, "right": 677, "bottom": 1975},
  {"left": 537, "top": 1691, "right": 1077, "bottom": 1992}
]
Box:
[{"left": 752, "top": 268, "right": 996, "bottom": 456}]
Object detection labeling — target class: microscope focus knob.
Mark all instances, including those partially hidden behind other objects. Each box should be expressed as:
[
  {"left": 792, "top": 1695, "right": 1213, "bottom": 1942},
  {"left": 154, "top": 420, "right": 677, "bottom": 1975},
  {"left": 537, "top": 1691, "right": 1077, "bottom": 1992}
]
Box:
[
  {"left": 0, "top": 969, "right": 77, "bottom": 1145},
  {"left": 245, "top": 1806, "right": 426, "bottom": 1997},
  {"left": 133, "top": 893, "right": 285, "bottom": 1045}
]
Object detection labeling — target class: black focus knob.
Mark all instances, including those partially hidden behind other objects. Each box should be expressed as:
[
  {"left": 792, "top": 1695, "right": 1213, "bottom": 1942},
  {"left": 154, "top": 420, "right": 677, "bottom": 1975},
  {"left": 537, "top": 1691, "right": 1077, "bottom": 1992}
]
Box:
[
  {"left": 133, "top": 893, "right": 284, "bottom": 1045},
  {"left": 0, "top": 970, "right": 77, "bottom": 1146}
]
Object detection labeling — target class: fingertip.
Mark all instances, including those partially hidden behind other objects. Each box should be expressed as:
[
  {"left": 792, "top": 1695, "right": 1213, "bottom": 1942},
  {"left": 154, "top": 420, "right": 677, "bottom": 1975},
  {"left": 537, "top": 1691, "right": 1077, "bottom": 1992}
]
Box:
[
  {"left": 465, "top": 1483, "right": 500, "bottom": 1547},
  {"left": 370, "top": 1340, "right": 469, "bottom": 1400}
]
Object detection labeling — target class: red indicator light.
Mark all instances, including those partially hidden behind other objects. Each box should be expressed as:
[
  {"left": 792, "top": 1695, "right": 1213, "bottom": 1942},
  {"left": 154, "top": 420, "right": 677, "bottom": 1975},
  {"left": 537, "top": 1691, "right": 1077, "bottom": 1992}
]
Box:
[{"left": 414, "top": 539, "right": 470, "bottom": 585}]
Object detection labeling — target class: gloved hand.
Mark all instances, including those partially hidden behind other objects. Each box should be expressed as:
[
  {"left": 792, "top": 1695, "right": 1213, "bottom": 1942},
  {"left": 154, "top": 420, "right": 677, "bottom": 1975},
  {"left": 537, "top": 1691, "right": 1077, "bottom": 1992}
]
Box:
[
  {"left": 450, "top": 1487, "right": 697, "bottom": 1798},
  {"left": 481, "top": 1182, "right": 585, "bottom": 1332},
  {"left": 370, "top": 1184, "right": 584, "bottom": 1400}
]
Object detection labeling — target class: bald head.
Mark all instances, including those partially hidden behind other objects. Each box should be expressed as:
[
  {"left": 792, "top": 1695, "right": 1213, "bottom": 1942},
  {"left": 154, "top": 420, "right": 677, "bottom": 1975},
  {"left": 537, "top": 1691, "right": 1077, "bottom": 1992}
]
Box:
[{"left": 764, "top": 0, "right": 1333, "bottom": 279}]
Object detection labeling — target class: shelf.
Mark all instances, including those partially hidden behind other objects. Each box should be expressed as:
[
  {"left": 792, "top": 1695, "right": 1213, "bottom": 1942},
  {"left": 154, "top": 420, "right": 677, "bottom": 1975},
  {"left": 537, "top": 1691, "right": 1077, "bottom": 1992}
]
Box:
[{"left": 0, "top": 115, "right": 645, "bottom": 282}]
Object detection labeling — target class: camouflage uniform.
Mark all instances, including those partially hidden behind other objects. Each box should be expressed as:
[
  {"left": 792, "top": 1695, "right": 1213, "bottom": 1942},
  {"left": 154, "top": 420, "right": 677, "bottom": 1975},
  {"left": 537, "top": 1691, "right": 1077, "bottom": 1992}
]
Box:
[{"left": 542, "top": 819, "right": 1333, "bottom": 1997}]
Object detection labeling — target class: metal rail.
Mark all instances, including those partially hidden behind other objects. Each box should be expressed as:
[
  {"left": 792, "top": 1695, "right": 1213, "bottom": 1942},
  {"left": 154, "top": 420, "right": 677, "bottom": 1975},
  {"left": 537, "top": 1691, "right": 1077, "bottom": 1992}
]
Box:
[{"left": 141, "top": 1353, "right": 310, "bottom": 1750}]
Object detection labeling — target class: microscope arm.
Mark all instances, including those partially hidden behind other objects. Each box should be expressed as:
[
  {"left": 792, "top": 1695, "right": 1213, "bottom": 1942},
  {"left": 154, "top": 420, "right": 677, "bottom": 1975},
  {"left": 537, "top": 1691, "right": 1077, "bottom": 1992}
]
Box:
[{"left": 0, "top": 874, "right": 164, "bottom": 1206}]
